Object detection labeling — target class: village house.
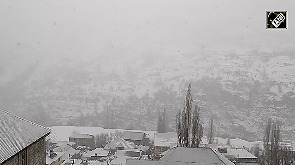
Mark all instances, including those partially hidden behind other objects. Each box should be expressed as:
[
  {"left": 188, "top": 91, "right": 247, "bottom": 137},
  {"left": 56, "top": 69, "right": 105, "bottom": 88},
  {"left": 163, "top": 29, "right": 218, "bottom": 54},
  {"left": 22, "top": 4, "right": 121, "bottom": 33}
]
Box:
[
  {"left": 153, "top": 132, "right": 177, "bottom": 158},
  {"left": 46, "top": 140, "right": 82, "bottom": 165},
  {"left": 46, "top": 150, "right": 65, "bottom": 165},
  {"left": 82, "top": 148, "right": 109, "bottom": 161},
  {"left": 126, "top": 147, "right": 235, "bottom": 165},
  {"left": 220, "top": 148, "right": 258, "bottom": 164},
  {"left": 0, "top": 109, "right": 51, "bottom": 165},
  {"left": 69, "top": 133, "right": 95, "bottom": 149},
  {"left": 51, "top": 141, "right": 76, "bottom": 152},
  {"left": 123, "top": 131, "right": 150, "bottom": 146},
  {"left": 104, "top": 138, "right": 136, "bottom": 153}
]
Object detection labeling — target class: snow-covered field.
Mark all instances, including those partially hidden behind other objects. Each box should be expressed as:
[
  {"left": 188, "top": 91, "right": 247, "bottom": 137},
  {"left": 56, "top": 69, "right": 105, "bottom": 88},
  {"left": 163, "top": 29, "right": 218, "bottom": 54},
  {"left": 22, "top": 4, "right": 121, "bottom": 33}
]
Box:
[{"left": 48, "top": 126, "right": 156, "bottom": 142}]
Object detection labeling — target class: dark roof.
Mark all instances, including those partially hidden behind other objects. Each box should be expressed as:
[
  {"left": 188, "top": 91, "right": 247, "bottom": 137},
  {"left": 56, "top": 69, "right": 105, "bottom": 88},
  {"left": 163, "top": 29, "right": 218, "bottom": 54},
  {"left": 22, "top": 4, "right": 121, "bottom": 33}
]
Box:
[
  {"left": 123, "top": 131, "right": 144, "bottom": 141},
  {"left": 0, "top": 109, "right": 51, "bottom": 163}
]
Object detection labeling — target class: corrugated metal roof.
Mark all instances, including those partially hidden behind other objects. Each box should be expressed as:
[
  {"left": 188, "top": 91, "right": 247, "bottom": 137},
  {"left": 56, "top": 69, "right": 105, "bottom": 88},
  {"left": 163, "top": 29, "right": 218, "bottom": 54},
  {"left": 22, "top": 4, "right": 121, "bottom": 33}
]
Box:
[{"left": 0, "top": 108, "right": 51, "bottom": 163}]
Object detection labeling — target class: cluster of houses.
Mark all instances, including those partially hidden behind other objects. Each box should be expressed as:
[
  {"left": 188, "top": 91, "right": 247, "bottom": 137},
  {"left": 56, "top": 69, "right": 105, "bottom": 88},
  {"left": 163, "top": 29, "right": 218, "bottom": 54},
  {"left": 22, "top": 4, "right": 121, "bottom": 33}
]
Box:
[
  {"left": 45, "top": 130, "right": 151, "bottom": 165},
  {"left": 0, "top": 108, "right": 270, "bottom": 165},
  {"left": 44, "top": 131, "right": 262, "bottom": 165}
]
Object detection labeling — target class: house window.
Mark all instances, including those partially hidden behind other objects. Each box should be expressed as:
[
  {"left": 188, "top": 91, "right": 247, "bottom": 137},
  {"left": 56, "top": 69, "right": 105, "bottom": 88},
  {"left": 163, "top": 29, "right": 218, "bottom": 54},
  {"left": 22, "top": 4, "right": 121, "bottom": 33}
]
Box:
[{"left": 21, "top": 149, "right": 27, "bottom": 165}]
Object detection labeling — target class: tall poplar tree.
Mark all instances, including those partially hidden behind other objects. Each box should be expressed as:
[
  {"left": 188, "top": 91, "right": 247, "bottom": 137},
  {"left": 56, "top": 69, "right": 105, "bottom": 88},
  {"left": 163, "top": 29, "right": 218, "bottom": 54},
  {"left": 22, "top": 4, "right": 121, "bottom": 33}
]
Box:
[{"left": 176, "top": 84, "right": 203, "bottom": 147}]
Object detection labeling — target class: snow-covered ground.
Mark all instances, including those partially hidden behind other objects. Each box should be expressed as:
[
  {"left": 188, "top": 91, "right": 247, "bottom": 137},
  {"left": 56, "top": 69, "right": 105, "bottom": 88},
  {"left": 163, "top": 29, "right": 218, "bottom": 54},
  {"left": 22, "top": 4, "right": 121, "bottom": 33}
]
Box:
[
  {"left": 48, "top": 126, "right": 156, "bottom": 142},
  {"left": 48, "top": 126, "right": 262, "bottom": 150}
]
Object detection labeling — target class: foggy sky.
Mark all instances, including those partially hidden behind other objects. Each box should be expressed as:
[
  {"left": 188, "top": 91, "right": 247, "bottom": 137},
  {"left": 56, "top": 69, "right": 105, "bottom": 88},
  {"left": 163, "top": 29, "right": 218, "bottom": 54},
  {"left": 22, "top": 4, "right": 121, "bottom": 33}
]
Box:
[
  {"left": 0, "top": 0, "right": 295, "bottom": 138},
  {"left": 0, "top": 0, "right": 294, "bottom": 61}
]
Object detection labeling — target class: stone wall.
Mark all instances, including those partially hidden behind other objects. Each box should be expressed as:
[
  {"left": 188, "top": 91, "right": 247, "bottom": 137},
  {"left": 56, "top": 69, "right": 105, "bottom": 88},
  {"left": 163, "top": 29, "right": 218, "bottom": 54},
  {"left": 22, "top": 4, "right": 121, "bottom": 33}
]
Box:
[
  {"left": 2, "top": 136, "right": 46, "bottom": 165},
  {"left": 27, "top": 136, "right": 46, "bottom": 165}
]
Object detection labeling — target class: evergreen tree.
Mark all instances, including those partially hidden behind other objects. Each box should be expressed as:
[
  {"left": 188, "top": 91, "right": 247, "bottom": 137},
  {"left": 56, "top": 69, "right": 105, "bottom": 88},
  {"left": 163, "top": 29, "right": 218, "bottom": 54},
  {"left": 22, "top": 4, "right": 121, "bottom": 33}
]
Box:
[
  {"left": 157, "top": 109, "right": 167, "bottom": 133},
  {"left": 207, "top": 118, "right": 215, "bottom": 144},
  {"left": 262, "top": 119, "right": 283, "bottom": 165},
  {"left": 110, "top": 110, "right": 115, "bottom": 129},
  {"left": 79, "top": 113, "right": 86, "bottom": 126},
  {"left": 181, "top": 106, "right": 188, "bottom": 147},
  {"left": 176, "top": 110, "right": 182, "bottom": 146},
  {"left": 262, "top": 119, "right": 272, "bottom": 165},
  {"left": 157, "top": 110, "right": 162, "bottom": 133},
  {"left": 252, "top": 144, "right": 261, "bottom": 163},
  {"left": 191, "top": 105, "right": 202, "bottom": 147},
  {"left": 271, "top": 121, "right": 280, "bottom": 165},
  {"left": 226, "top": 138, "right": 231, "bottom": 146},
  {"left": 176, "top": 84, "right": 203, "bottom": 147},
  {"left": 163, "top": 109, "right": 166, "bottom": 132}
]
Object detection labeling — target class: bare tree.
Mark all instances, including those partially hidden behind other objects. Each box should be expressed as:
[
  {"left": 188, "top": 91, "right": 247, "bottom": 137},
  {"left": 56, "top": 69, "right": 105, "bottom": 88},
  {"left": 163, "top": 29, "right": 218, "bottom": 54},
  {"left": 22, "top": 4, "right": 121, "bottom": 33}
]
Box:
[{"left": 95, "top": 133, "right": 110, "bottom": 148}]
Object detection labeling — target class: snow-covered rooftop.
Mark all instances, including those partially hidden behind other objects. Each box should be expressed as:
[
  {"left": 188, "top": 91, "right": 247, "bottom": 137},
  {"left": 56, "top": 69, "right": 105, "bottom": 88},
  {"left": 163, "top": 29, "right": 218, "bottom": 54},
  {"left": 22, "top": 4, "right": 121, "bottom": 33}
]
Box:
[
  {"left": 123, "top": 131, "right": 145, "bottom": 141},
  {"left": 46, "top": 151, "right": 64, "bottom": 165},
  {"left": 126, "top": 147, "right": 234, "bottom": 165},
  {"left": 0, "top": 109, "right": 51, "bottom": 163},
  {"left": 105, "top": 138, "right": 135, "bottom": 151},
  {"left": 224, "top": 148, "right": 257, "bottom": 159},
  {"left": 154, "top": 132, "right": 177, "bottom": 147},
  {"left": 126, "top": 159, "right": 159, "bottom": 165},
  {"left": 69, "top": 133, "right": 94, "bottom": 139},
  {"left": 82, "top": 148, "right": 109, "bottom": 158},
  {"left": 160, "top": 147, "right": 229, "bottom": 165}
]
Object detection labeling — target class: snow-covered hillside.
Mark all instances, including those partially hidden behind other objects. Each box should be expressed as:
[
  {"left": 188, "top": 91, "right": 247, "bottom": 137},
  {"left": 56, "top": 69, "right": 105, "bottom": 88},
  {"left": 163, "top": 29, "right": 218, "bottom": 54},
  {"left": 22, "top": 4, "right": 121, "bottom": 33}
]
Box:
[{"left": 1, "top": 51, "right": 295, "bottom": 142}]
